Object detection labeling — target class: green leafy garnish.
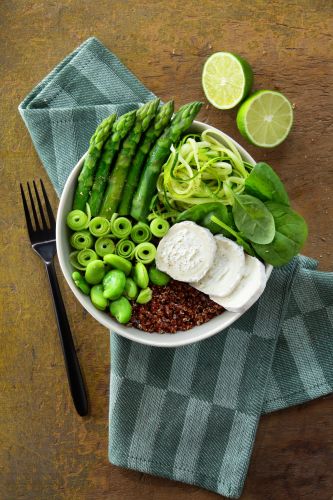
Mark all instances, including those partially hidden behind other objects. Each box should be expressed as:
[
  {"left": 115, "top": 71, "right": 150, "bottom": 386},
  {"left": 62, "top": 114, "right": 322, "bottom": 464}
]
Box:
[
  {"left": 232, "top": 194, "right": 275, "bottom": 244},
  {"left": 252, "top": 202, "right": 308, "bottom": 266},
  {"left": 245, "top": 162, "right": 290, "bottom": 205}
]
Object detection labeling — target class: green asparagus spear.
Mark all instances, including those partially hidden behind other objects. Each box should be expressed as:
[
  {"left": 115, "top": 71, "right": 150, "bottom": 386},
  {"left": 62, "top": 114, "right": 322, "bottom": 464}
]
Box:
[
  {"left": 73, "top": 114, "right": 116, "bottom": 211},
  {"left": 118, "top": 101, "right": 174, "bottom": 215},
  {"left": 130, "top": 101, "right": 203, "bottom": 221},
  {"left": 99, "top": 99, "right": 160, "bottom": 219},
  {"left": 88, "top": 110, "right": 136, "bottom": 216}
]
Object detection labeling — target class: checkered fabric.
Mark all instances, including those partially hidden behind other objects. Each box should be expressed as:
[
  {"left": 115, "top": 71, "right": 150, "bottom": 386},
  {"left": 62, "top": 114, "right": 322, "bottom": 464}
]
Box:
[
  {"left": 19, "top": 37, "right": 333, "bottom": 499},
  {"left": 109, "top": 256, "right": 332, "bottom": 497}
]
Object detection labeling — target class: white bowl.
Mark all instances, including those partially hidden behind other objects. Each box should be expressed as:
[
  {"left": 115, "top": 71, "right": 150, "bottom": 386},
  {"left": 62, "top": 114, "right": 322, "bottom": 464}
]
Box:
[{"left": 56, "top": 120, "right": 272, "bottom": 347}]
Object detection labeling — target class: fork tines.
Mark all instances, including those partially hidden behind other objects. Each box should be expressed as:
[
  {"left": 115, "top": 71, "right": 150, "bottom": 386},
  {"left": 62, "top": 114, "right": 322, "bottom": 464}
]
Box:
[{"left": 20, "top": 179, "right": 56, "bottom": 242}]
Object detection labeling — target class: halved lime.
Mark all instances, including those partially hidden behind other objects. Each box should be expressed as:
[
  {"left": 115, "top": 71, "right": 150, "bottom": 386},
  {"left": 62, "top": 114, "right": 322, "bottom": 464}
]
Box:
[
  {"left": 236, "top": 90, "right": 294, "bottom": 147},
  {"left": 202, "top": 52, "right": 253, "bottom": 109}
]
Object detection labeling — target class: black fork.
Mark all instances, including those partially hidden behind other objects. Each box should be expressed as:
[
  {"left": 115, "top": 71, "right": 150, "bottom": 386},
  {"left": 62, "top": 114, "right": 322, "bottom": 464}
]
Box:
[{"left": 20, "top": 179, "right": 88, "bottom": 416}]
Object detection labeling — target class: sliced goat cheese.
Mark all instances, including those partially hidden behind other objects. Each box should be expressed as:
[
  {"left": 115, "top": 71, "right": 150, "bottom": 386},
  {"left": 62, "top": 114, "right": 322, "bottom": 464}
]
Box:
[
  {"left": 192, "top": 235, "right": 245, "bottom": 297},
  {"left": 210, "top": 254, "right": 266, "bottom": 313},
  {"left": 155, "top": 221, "right": 216, "bottom": 282}
]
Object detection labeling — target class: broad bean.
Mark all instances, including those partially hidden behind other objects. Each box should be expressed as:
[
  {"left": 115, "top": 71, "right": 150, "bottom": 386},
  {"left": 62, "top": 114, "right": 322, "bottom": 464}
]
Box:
[
  {"left": 85, "top": 259, "right": 105, "bottom": 285},
  {"left": 103, "top": 253, "right": 132, "bottom": 276},
  {"left": 136, "top": 287, "right": 152, "bottom": 304},
  {"left": 110, "top": 296, "right": 132, "bottom": 324},
  {"left": 103, "top": 269, "right": 126, "bottom": 300},
  {"left": 72, "top": 271, "right": 90, "bottom": 295},
  {"left": 124, "top": 278, "right": 138, "bottom": 300},
  {"left": 133, "top": 262, "right": 149, "bottom": 289},
  {"left": 90, "top": 284, "right": 108, "bottom": 310},
  {"left": 148, "top": 267, "right": 170, "bottom": 286}
]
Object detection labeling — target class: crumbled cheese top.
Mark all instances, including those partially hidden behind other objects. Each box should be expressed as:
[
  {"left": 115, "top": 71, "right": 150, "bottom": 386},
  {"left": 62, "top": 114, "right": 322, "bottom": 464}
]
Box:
[{"left": 156, "top": 221, "right": 216, "bottom": 282}]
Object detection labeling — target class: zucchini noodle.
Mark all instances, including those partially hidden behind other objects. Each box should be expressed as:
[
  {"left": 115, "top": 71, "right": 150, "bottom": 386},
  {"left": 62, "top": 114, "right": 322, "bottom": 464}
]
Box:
[
  {"left": 70, "top": 230, "right": 94, "bottom": 250},
  {"left": 69, "top": 251, "right": 86, "bottom": 270},
  {"left": 111, "top": 216, "right": 132, "bottom": 238},
  {"left": 77, "top": 249, "right": 98, "bottom": 267},
  {"left": 134, "top": 242, "right": 157, "bottom": 264},
  {"left": 131, "top": 222, "right": 151, "bottom": 243},
  {"left": 150, "top": 217, "right": 170, "bottom": 238},
  {"left": 89, "top": 217, "right": 110, "bottom": 237},
  {"left": 66, "top": 209, "right": 89, "bottom": 231},
  {"left": 157, "top": 130, "right": 253, "bottom": 213},
  {"left": 95, "top": 236, "right": 116, "bottom": 257},
  {"left": 116, "top": 239, "right": 136, "bottom": 259}
]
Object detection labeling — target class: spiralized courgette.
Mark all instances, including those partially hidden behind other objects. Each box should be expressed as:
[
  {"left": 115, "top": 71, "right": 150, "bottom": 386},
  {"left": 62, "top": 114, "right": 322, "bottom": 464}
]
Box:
[
  {"left": 116, "top": 239, "right": 136, "bottom": 259},
  {"left": 70, "top": 230, "right": 94, "bottom": 250},
  {"left": 95, "top": 236, "right": 116, "bottom": 257},
  {"left": 111, "top": 215, "right": 132, "bottom": 238},
  {"left": 77, "top": 249, "right": 98, "bottom": 267},
  {"left": 131, "top": 222, "right": 151, "bottom": 243},
  {"left": 134, "top": 242, "right": 157, "bottom": 264},
  {"left": 156, "top": 130, "right": 253, "bottom": 214},
  {"left": 89, "top": 216, "right": 110, "bottom": 237}
]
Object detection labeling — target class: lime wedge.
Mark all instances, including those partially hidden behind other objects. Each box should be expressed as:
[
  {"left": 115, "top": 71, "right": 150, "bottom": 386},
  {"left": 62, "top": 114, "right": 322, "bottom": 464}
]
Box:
[
  {"left": 236, "top": 90, "right": 293, "bottom": 147},
  {"left": 202, "top": 52, "right": 253, "bottom": 109}
]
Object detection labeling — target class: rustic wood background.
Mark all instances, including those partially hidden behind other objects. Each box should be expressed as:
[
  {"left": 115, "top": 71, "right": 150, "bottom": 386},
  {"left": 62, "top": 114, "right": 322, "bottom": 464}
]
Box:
[{"left": 1, "top": 0, "right": 332, "bottom": 499}]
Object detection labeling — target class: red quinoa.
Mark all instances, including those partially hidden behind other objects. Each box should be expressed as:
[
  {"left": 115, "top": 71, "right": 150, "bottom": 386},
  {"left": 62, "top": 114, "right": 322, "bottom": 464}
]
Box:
[{"left": 130, "top": 280, "right": 224, "bottom": 334}]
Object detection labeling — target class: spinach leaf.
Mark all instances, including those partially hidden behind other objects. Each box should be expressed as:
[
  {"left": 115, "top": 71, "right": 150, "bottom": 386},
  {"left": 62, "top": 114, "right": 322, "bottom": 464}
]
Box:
[
  {"left": 176, "top": 202, "right": 233, "bottom": 236},
  {"left": 201, "top": 206, "right": 235, "bottom": 235},
  {"left": 252, "top": 202, "right": 308, "bottom": 266},
  {"left": 210, "top": 216, "right": 255, "bottom": 256},
  {"left": 232, "top": 194, "right": 275, "bottom": 244},
  {"left": 245, "top": 162, "right": 290, "bottom": 206}
]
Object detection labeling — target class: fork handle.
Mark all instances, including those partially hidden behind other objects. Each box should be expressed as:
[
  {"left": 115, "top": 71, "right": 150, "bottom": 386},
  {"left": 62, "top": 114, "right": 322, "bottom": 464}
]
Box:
[{"left": 45, "top": 260, "right": 88, "bottom": 416}]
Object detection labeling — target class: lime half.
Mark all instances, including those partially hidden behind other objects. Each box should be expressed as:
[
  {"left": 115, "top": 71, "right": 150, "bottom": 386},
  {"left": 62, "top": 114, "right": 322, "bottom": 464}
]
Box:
[
  {"left": 237, "top": 90, "right": 293, "bottom": 147},
  {"left": 202, "top": 52, "right": 253, "bottom": 109}
]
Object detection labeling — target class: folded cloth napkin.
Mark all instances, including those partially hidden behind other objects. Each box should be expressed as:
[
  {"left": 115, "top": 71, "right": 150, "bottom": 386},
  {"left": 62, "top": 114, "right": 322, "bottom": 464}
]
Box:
[{"left": 19, "top": 37, "right": 333, "bottom": 498}]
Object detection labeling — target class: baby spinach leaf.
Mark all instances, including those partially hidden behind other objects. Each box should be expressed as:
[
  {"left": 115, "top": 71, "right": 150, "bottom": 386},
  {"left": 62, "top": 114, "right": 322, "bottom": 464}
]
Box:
[
  {"left": 232, "top": 194, "right": 275, "bottom": 244},
  {"left": 245, "top": 162, "right": 290, "bottom": 206},
  {"left": 252, "top": 202, "right": 308, "bottom": 266},
  {"left": 176, "top": 202, "right": 233, "bottom": 236},
  {"left": 210, "top": 216, "right": 255, "bottom": 256}
]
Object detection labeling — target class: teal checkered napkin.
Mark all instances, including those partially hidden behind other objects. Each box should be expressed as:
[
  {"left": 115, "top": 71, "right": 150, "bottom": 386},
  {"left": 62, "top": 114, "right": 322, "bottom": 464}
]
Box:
[
  {"left": 19, "top": 38, "right": 333, "bottom": 499},
  {"left": 109, "top": 256, "right": 333, "bottom": 497},
  {"left": 19, "top": 37, "right": 155, "bottom": 196}
]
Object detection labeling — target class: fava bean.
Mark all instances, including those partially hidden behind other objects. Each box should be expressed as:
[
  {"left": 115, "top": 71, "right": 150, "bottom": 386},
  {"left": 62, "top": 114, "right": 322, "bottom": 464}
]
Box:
[
  {"left": 124, "top": 277, "right": 138, "bottom": 300},
  {"left": 133, "top": 262, "right": 149, "bottom": 289},
  {"left": 103, "top": 269, "right": 126, "bottom": 300},
  {"left": 85, "top": 259, "right": 105, "bottom": 285},
  {"left": 110, "top": 296, "right": 132, "bottom": 324},
  {"left": 103, "top": 253, "right": 132, "bottom": 276},
  {"left": 72, "top": 271, "right": 90, "bottom": 295},
  {"left": 136, "top": 287, "right": 152, "bottom": 304},
  {"left": 90, "top": 284, "right": 108, "bottom": 310},
  {"left": 148, "top": 267, "right": 170, "bottom": 286}
]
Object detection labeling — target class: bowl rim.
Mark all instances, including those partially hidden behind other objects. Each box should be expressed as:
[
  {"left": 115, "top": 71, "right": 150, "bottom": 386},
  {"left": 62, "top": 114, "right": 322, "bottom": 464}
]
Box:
[{"left": 56, "top": 120, "right": 273, "bottom": 348}]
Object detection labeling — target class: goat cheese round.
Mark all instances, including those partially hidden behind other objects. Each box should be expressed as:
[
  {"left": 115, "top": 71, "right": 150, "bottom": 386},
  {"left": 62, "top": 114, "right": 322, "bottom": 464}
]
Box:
[
  {"left": 210, "top": 254, "right": 266, "bottom": 313},
  {"left": 192, "top": 235, "right": 245, "bottom": 297},
  {"left": 155, "top": 221, "right": 216, "bottom": 282}
]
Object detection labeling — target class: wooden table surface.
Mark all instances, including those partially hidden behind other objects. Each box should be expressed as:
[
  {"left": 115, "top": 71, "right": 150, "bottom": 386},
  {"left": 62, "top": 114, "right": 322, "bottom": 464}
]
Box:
[{"left": 1, "top": 1, "right": 332, "bottom": 499}]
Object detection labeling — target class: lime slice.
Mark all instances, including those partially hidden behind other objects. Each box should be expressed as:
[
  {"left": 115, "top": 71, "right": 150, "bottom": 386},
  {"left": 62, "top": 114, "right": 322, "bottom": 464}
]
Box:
[
  {"left": 202, "top": 52, "right": 253, "bottom": 109},
  {"left": 236, "top": 90, "right": 293, "bottom": 147}
]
